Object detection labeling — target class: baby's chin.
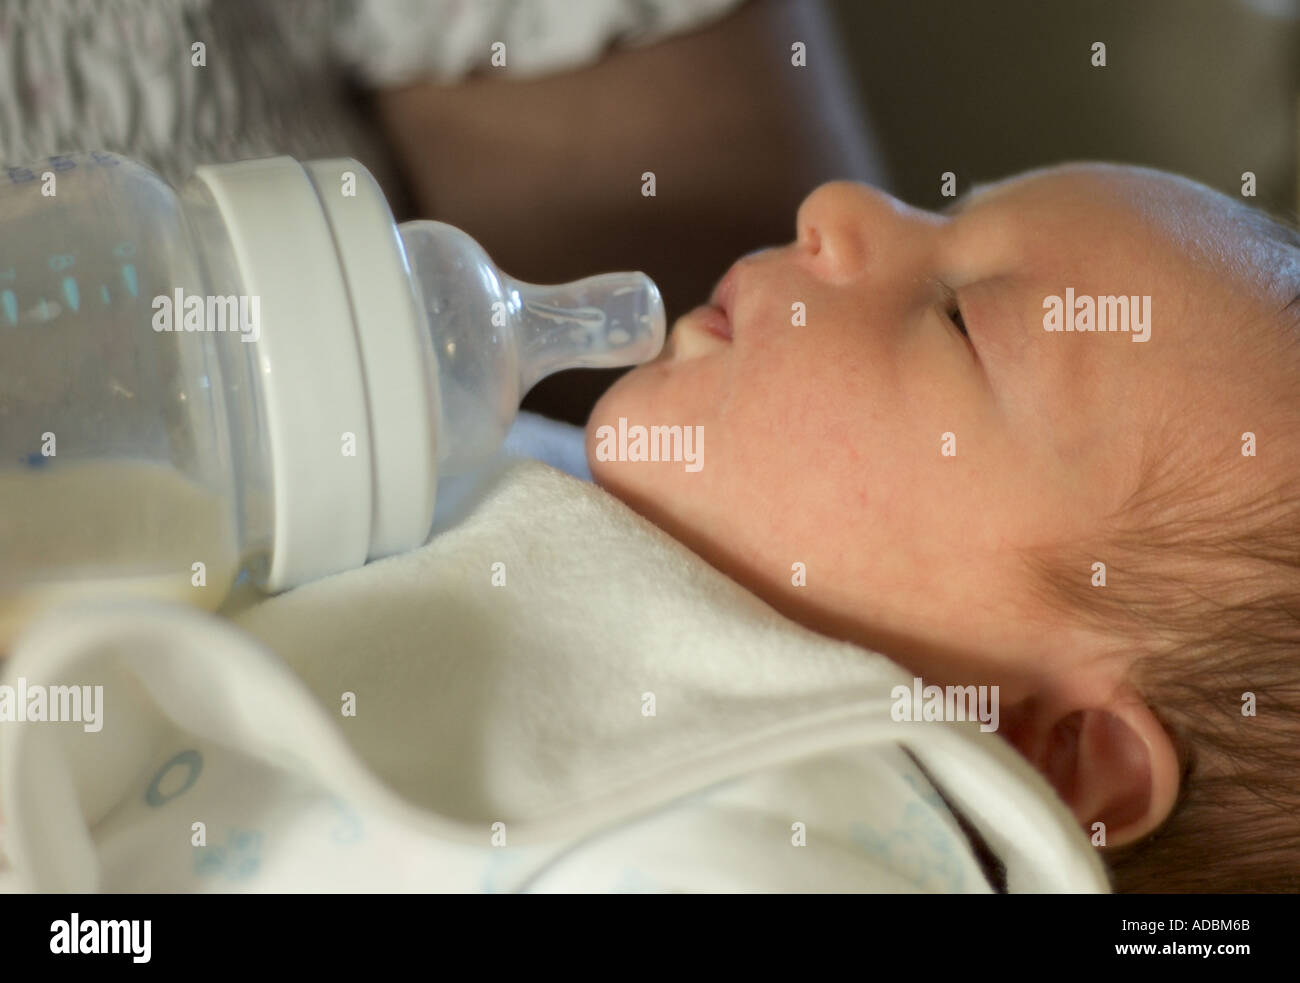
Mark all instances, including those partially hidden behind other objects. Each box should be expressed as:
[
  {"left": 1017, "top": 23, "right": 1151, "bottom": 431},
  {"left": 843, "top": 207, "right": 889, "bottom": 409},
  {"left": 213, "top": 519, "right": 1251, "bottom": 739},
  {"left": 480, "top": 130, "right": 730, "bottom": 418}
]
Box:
[
  {"left": 583, "top": 344, "right": 673, "bottom": 479},
  {"left": 585, "top": 390, "right": 639, "bottom": 496},
  {"left": 583, "top": 369, "right": 699, "bottom": 513},
  {"left": 584, "top": 312, "right": 737, "bottom": 513}
]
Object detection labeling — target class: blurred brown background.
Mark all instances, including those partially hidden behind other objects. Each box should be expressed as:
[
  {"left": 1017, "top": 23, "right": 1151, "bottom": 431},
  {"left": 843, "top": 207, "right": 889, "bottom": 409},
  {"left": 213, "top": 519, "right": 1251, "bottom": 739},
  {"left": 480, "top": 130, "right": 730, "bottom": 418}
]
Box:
[{"left": 831, "top": 0, "right": 1299, "bottom": 215}]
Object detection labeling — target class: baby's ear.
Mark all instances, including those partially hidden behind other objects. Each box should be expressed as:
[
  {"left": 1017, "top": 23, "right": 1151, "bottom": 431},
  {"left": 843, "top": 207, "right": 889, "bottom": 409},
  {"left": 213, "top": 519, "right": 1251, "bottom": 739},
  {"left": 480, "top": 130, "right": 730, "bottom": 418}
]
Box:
[{"left": 1002, "top": 686, "right": 1181, "bottom": 848}]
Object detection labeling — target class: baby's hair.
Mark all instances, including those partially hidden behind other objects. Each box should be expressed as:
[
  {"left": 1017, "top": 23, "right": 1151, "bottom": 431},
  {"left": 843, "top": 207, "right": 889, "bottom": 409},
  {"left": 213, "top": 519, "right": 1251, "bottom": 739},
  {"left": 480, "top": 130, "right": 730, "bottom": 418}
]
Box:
[{"left": 1021, "top": 202, "right": 1300, "bottom": 893}]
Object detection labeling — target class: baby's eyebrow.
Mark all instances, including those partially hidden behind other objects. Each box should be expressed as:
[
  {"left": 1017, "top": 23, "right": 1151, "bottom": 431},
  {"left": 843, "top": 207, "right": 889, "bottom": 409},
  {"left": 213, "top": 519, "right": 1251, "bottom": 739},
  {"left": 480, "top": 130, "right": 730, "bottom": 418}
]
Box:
[{"left": 940, "top": 181, "right": 993, "bottom": 217}]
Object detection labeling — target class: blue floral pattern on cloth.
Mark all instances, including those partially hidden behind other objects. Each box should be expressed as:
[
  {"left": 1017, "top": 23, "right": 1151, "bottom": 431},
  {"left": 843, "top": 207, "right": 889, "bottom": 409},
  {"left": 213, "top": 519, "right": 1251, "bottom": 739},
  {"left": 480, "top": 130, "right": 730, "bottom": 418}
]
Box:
[
  {"left": 847, "top": 773, "right": 967, "bottom": 892},
  {"left": 194, "top": 828, "right": 263, "bottom": 881}
]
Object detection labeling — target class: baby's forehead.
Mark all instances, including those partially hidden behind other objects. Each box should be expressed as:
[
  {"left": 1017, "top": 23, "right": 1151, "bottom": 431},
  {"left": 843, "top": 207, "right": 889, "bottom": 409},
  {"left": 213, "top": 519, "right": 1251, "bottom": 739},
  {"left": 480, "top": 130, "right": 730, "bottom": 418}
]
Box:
[
  {"left": 977, "top": 164, "right": 1293, "bottom": 302},
  {"left": 973, "top": 164, "right": 1221, "bottom": 224}
]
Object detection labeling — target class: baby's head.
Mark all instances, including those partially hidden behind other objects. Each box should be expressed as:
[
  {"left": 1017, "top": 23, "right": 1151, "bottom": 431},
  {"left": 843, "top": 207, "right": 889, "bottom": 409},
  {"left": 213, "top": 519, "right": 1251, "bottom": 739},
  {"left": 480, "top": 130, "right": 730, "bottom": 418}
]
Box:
[{"left": 586, "top": 163, "right": 1300, "bottom": 892}]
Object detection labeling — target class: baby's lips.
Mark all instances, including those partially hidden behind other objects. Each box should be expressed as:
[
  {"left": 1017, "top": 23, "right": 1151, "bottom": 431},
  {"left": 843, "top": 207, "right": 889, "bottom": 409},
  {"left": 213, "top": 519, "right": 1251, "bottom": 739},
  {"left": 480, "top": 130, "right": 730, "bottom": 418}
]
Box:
[
  {"left": 666, "top": 306, "right": 731, "bottom": 360},
  {"left": 710, "top": 262, "right": 741, "bottom": 319},
  {"left": 695, "top": 303, "right": 732, "bottom": 341}
]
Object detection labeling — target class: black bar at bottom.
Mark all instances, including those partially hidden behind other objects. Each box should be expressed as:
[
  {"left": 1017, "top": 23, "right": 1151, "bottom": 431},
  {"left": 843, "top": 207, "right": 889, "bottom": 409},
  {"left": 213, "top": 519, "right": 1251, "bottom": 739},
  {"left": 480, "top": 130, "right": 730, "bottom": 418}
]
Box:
[{"left": 0, "top": 892, "right": 1292, "bottom": 970}]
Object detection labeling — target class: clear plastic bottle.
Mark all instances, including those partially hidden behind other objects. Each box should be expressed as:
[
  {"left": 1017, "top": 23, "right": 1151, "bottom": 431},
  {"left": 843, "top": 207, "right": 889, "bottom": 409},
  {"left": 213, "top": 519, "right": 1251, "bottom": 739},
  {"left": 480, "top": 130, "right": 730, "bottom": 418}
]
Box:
[{"left": 0, "top": 152, "right": 664, "bottom": 645}]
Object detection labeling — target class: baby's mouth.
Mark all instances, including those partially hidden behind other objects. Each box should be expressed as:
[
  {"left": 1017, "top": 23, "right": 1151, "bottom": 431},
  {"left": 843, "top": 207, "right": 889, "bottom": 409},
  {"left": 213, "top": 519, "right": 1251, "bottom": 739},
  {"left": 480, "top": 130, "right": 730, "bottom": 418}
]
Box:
[
  {"left": 664, "top": 305, "right": 732, "bottom": 361},
  {"left": 658, "top": 259, "right": 746, "bottom": 362}
]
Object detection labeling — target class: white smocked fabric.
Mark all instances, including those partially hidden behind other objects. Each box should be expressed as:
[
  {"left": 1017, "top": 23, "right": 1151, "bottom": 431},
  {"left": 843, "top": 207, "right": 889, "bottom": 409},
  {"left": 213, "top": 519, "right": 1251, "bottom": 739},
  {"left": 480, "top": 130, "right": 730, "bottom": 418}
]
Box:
[
  {"left": 329, "top": 0, "right": 748, "bottom": 86},
  {"left": 0, "top": 0, "right": 747, "bottom": 191}
]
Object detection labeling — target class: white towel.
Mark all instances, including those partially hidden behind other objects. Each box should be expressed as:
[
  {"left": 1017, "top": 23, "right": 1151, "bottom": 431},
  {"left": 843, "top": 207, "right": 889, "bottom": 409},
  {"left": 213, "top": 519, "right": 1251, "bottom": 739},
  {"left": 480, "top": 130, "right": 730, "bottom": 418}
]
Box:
[{"left": 0, "top": 457, "right": 1110, "bottom": 892}]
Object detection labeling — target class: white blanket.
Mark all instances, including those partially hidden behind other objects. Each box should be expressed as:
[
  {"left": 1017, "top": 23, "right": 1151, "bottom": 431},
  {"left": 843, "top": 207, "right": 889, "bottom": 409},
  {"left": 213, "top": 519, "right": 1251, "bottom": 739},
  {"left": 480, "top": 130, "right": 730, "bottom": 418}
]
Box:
[{"left": 0, "top": 452, "right": 1109, "bottom": 893}]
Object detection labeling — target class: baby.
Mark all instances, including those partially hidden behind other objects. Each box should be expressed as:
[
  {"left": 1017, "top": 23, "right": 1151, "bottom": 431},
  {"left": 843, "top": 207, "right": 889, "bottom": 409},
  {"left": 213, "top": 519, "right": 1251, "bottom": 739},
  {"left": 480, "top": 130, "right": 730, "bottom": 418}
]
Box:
[{"left": 585, "top": 163, "right": 1300, "bottom": 893}]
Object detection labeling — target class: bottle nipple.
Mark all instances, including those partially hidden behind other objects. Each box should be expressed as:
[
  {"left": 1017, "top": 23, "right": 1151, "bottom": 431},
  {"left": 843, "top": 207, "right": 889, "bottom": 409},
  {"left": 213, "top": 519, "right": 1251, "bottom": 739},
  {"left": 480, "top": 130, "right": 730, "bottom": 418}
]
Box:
[
  {"left": 398, "top": 221, "right": 666, "bottom": 477},
  {"left": 512, "top": 271, "right": 664, "bottom": 391}
]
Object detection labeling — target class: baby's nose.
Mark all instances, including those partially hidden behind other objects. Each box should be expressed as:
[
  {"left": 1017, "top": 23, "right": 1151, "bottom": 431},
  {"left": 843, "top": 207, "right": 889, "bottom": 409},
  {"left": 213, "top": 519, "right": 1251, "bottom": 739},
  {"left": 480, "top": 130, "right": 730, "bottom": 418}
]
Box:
[{"left": 795, "top": 180, "right": 935, "bottom": 283}]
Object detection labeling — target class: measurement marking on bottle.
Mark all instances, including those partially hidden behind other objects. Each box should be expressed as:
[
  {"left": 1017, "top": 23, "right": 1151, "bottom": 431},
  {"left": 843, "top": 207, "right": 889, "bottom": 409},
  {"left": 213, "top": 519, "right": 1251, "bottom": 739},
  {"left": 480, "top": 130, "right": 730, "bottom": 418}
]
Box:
[
  {"left": 62, "top": 276, "right": 80, "bottom": 312},
  {"left": 1, "top": 289, "right": 15, "bottom": 325},
  {"left": 122, "top": 263, "right": 138, "bottom": 298}
]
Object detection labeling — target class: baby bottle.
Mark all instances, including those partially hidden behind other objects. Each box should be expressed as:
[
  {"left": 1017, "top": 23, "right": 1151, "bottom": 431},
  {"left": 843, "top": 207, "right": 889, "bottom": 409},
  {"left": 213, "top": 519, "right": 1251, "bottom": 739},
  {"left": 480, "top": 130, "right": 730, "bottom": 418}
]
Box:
[{"left": 0, "top": 152, "right": 664, "bottom": 644}]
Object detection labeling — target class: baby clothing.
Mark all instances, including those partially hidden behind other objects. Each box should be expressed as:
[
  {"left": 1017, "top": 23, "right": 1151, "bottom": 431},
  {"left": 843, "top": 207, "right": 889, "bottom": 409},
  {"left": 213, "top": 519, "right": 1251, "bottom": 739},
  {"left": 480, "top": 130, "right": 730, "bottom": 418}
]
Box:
[{"left": 0, "top": 445, "right": 1110, "bottom": 893}]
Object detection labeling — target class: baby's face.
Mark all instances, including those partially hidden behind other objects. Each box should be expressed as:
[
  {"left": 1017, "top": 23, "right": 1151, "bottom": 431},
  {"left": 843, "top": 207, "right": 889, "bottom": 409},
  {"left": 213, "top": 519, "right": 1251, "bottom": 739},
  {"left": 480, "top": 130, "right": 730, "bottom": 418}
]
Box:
[{"left": 587, "top": 163, "right": 1291, "bottom": 702}]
